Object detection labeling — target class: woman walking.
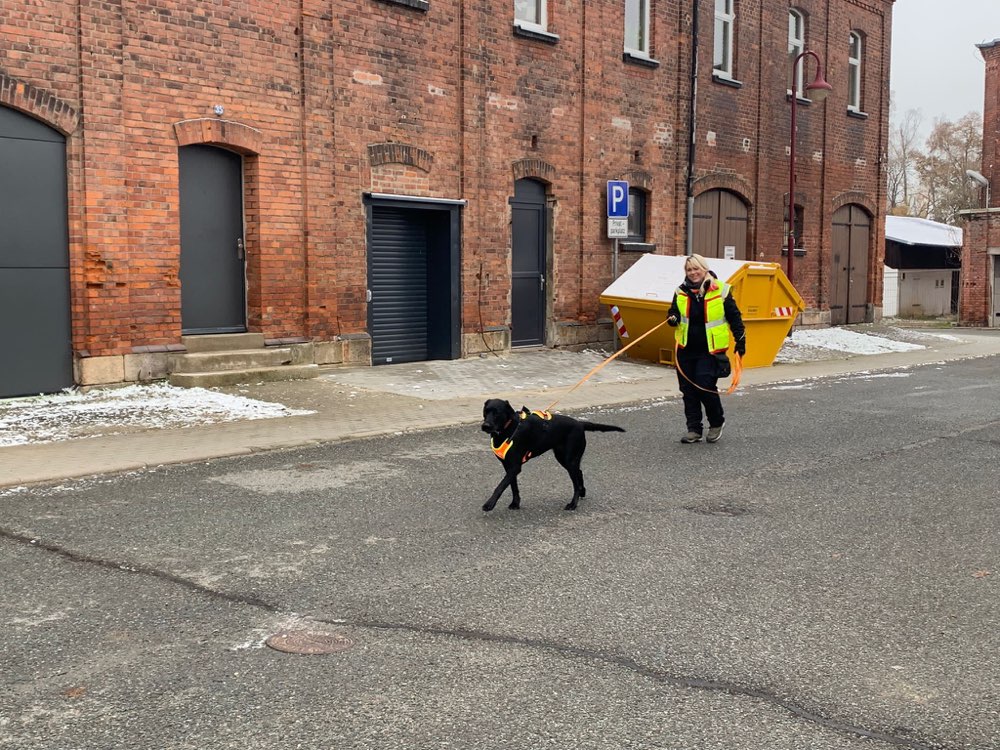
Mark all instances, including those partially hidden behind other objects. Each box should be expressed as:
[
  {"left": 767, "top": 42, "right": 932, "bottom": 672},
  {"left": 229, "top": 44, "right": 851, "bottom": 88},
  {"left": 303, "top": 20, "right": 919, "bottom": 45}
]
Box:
[{"left": 666, "top": 254, "right": 746, "bottom": 444}]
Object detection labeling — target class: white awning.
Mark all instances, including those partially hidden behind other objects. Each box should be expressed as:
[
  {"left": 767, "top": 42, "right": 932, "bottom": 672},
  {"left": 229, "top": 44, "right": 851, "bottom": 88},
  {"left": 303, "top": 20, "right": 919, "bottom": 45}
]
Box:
[{"left": 885, "top": 216, "right": 962, "bottom": 247}]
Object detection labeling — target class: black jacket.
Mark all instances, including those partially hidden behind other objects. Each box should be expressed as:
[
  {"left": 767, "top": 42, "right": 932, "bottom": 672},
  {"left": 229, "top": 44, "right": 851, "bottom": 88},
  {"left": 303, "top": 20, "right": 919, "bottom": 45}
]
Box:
[{"left": 667, "top": 277, "right": 746, "bottom": 356}]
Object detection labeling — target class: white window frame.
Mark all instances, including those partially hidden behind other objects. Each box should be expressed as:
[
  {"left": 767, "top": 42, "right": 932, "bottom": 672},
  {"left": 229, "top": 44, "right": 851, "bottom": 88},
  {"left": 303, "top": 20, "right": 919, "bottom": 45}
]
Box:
[
  {"left": 625, "top": 0, "right": 651, "bottom": 57},
  {"left": 514, "top": 0, "right": 547, "bottom": 34},
  {"left": 788, "top": 9, "right": 805, "bottom": 97},
  {"left": 848, "top": 31, "right": 863, "bottom": 112},
  {"left": 713, "top": 0, "right": 735, "bottom": 78}
]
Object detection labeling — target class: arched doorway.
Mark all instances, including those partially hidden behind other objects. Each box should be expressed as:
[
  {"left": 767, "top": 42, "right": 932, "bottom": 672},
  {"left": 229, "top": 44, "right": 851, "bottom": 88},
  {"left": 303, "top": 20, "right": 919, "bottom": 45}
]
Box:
[
  {"left": 178, "top": 145, "right": 247, "bottom": 334},
  {"left": 0, "top": 106, "right": 73, "bottom": 398},
  {"left": 509, "top": 179, "right": 548, "bottom": 346},
  {"left": 830, "top": 204, "right": 871, "bottom": 325},
  {"left": 692, "top": 189, "right": 749, "bottom": 260}
]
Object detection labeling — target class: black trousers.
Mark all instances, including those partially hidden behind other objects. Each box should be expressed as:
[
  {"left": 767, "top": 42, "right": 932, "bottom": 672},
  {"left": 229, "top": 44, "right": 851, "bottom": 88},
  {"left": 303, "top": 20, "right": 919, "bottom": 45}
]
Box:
[{"left": 676, "top": 352, "right": 724, "bottom": 433}]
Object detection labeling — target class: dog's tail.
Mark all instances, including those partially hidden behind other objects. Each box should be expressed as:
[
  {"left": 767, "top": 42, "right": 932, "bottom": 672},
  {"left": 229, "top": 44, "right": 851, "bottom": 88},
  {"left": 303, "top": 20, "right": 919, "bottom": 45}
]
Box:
[{"left": 583, "top": 421, "right": 625, "bottom": 433}]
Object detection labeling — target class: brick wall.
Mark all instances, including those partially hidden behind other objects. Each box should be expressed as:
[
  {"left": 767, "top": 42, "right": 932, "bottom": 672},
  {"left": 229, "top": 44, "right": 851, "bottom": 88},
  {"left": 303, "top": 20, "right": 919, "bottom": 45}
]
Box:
[
  {"left": 959, "top": 40, "right": 1000, "bottom": 327},
  {"left": 692, "top": 0, "right": 891, "bottom": 317},
  {"left": 0, "top": 0, "right": 892, "bottom": 378}
]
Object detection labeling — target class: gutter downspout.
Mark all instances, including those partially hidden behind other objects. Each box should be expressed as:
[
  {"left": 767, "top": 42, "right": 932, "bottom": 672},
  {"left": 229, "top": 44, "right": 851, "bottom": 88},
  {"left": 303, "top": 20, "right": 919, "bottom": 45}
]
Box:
[{"left": 685, "top": 0, "right": 699, "bottom": 256}]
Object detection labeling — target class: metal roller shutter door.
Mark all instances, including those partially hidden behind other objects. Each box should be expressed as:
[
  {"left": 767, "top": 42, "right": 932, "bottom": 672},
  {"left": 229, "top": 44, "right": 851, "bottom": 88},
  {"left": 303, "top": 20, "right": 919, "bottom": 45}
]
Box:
[{"left": 369, "top": 206, "right": 429, "bottom": 365}]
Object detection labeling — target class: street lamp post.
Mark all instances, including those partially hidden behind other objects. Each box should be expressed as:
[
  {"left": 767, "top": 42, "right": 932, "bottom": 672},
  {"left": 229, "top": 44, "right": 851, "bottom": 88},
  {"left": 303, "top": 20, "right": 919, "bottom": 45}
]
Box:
[{"left": 787, "top": 50, "right": 832, "bottom": 285}]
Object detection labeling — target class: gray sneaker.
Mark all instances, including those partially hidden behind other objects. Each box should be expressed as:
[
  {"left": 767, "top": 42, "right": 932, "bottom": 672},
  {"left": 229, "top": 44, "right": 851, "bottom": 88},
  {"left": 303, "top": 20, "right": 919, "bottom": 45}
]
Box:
[
  {"left": 706, "top": 423, "right": 725, "bottom": 443},
  {"left": 680, "top": 431, "right": 702, "bottom": 444}
]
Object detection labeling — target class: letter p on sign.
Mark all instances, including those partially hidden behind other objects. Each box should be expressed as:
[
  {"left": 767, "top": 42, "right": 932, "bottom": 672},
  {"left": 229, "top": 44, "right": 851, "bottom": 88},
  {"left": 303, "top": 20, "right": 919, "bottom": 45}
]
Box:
[{"left": 607, "top": 180, "right": 629, "bottom": 218}]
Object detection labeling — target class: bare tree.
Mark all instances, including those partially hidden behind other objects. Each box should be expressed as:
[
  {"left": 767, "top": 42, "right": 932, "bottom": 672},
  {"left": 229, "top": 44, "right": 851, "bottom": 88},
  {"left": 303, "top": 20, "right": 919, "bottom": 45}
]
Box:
[
  {"left": 886, "top": 105, "right": 924, "bottom": 213},
  {"left": 913, "top": 112, "right": 983, "bottom": 223}
]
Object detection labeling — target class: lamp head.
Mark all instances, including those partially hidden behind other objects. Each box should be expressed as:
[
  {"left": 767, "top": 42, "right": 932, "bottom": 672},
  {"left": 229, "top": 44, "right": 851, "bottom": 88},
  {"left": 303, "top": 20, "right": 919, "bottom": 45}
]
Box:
[
  {"left": 966, "top": 169, "right": 990, "bottom": 188},
  {"left": 805, "top": 70, "right": 833, "bottom": 102}
]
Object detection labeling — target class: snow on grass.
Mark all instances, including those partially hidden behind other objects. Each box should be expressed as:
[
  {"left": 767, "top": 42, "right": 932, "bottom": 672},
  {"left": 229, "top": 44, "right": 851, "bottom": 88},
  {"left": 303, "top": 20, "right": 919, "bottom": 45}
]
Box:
[
  {"left": 775, "top": 327, "right": 928, "bottom": 363},
  {"left": 787, "top": 328, "right": 925, "bottom": 354},
  {"left": 0, "top": 383, "right": 314, "bottom": 447}
]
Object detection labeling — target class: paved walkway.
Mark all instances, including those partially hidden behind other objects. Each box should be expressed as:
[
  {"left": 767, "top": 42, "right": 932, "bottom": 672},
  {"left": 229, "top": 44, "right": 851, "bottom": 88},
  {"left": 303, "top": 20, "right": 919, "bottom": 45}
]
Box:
[{"left": 3, "top": 328, "right": 999, "bottom": 488}]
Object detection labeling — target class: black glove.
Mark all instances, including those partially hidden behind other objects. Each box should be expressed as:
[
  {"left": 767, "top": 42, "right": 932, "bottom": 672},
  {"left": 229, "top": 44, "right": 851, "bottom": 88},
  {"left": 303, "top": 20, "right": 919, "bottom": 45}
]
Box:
[
  {"left": 734, "top": 338, "right": 746, "bottom": 357},
  {"left": 667, "top": 315, "right": 679, "bottom": 326}
]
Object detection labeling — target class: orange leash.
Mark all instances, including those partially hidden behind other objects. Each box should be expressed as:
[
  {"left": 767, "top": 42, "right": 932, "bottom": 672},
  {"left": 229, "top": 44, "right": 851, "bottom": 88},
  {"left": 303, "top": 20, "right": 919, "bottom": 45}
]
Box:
[
  {"left": 544, "top": 320, "right": 668, "bottom": 411},
  {"left": 673, "top": 339, "right": 744, "bottom": 395}
]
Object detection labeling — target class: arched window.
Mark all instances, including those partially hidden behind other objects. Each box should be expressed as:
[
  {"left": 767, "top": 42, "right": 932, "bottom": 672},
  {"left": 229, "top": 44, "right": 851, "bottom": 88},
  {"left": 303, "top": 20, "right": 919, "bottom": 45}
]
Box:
[
  {"left": 848, "top": 31, "right": 863, "bottom": 112},
  {"left": 783, "top": 203, "right": 805, "bottom": 252},
  {"left": 788, "top": 9, "right": 805, "bottom": 96},
  {"left": 714, "top": 0, "right": 736, "bottom": 78},
  {"left": 626, "top": 188, "right": 648, "bottom": 242},
  {"left": 625, "top": 0, "right": 651, "bottom": 56}
]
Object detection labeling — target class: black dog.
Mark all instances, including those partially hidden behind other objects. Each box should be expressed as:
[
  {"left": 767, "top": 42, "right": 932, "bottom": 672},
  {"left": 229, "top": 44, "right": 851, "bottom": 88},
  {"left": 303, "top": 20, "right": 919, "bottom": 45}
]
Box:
[{"left": 480, "top": 398, "right": 625, "bottom": 512}]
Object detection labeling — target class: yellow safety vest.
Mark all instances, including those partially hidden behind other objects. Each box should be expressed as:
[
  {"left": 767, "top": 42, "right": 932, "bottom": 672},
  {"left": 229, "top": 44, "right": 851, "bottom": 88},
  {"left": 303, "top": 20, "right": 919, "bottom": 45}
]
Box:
[{"left": 675, "top": 281, "right": 732, "bottom": 353}]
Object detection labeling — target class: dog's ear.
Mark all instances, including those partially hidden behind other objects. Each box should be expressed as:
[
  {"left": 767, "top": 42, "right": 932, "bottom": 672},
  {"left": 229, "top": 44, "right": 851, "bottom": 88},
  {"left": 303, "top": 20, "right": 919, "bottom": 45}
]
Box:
[{"left": 504, "top": 400, "right": 515, "bottom": 413}]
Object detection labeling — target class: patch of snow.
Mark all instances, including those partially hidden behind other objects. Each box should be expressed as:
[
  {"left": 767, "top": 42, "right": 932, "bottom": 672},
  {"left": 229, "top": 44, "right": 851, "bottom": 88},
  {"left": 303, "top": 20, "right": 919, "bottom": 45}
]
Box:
[
  {"left": 787, "top": 328, "right": 924, "bottom": 354},
  {"left": 0, "top": 383, "right": 314, "bottom": 447},
  {"left": 775, "top": 327, "right": 926, "bottom": 363}
]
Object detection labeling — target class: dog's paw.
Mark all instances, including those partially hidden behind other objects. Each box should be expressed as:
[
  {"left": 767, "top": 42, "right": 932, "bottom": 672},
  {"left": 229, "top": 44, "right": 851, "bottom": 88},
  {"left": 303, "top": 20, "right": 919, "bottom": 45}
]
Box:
[
  {"left": 507, "top": 500, "right": 521, "bottom": 510},
  {"left": 482, "top": 500, "right": 497, "bottom": 512},
  {"left": 563, "top": 500, "right": 579, "bottom": 511}
]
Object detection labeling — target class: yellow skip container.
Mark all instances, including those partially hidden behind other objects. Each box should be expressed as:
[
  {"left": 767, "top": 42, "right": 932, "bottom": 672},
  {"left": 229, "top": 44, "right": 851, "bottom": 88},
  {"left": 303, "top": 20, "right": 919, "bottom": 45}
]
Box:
[{"left": 599, "top": 254, "right": 805, "bottom": 369}]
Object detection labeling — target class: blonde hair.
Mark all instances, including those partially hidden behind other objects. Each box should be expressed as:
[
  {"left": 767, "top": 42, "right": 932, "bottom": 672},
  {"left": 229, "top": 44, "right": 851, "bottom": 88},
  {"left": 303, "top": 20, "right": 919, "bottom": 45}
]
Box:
[{"left": 684, "top": 253, "right": 712, "bottom": 274}]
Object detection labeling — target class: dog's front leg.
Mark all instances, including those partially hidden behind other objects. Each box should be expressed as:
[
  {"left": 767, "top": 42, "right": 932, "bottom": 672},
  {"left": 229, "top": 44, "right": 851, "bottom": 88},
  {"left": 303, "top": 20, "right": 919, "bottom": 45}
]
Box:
[
  {"left": 483, "top": 463, "right": 521, "bottom": 512},
  {"left": 508, "top": 476, "right": 521, "bottom": 510}
]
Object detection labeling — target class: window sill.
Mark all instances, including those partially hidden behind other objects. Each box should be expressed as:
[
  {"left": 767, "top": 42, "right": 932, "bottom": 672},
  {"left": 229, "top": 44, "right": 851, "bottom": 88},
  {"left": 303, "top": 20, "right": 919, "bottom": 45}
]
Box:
[
  {"left": 375, "top": 0, "right": 429, "bottom": 10},
  {"left": 847, "top": 108, "right": 869, "bottom": 120},
  {"left": 712, "top": 71, "right": 743, "bottom": 88},
  {"left": 780, "top": 248, "right": 807, "bottom": 257},
  {"left": 620, "top": 241, "right": 656, "bottom": 253},
  {"left": 785, "top": 92, "right": 814, "bottom": 105},
  {"left": 513, "top": 23, "right": 559, "bottom": 44},
  {"left": 623, "top": 51, "right": 659, "bottom": 68}
]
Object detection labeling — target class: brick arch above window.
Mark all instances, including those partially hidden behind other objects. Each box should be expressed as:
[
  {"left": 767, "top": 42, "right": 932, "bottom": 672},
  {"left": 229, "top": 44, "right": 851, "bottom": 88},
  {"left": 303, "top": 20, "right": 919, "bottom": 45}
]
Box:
[
  {"left": 0, "top": 74, "right": 79, "bottom": 135},
  {"left": 512, "top": 158, "right": 556, "bottom": 184},
  {"left": 368, "top": 142, "right": 433, "bottom": 172},
  {"left": 173, "top": 118, "right": 263, "bottom": 155},
  {"left": 619, "top": 169, "right": 653, "bottom": 191},
  {"left": 831, "top": 191, "right": 876, "bottom": 216},
  {"left": 691, "top": 173, "right": 753, "bottom": 206}
]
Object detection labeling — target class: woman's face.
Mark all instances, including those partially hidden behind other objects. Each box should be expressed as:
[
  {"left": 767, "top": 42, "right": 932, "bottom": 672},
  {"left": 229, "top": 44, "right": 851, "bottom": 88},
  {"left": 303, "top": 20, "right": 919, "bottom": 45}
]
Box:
[{"left": 685, "top": 263, "right": 707, "bottom": 285}]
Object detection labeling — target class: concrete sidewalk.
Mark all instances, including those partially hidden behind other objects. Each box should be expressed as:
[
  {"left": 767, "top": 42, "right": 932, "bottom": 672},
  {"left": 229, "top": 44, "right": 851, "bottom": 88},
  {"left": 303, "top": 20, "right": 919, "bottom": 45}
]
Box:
[{"left": 2, "top": 328, "right": 999, "bottom": 488}]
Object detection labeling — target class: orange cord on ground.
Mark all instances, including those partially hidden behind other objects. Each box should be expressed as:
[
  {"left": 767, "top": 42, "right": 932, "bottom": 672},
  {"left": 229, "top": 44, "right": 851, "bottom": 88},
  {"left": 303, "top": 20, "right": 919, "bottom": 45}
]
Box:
[
  {"left": 673, "top": 339, "right": 743, "bottom": 395},
  {"left": 544, "top": 321, "right": 668, "bottom": 411}
]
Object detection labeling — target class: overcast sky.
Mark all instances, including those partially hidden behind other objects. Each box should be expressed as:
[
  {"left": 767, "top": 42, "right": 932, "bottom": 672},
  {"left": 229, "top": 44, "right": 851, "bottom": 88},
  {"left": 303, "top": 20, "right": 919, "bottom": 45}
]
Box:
[{"left": 891, "top": 0, "right": 1000, "bottom": 135}]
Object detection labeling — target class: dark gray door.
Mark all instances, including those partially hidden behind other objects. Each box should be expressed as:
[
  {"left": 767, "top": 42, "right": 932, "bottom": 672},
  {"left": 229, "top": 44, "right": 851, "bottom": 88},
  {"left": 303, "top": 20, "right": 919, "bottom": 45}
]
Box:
[
  {"left": 693, "top": 189, "right": 749, "bottom": 260},
  {"left": 368, "top": 206, "right": 429, "bottom": 365},
  {"left": 831, "top": 204, "right": 871, "bottom": 325},
  {"left": 366, "top": 200, "right": 462, "bottom": 366},
  {"left": 510, "top": 179, "right": 546, "bottom": 346},
  {"left": 179, "top": 145, "right": 246, "bottom": 334},
  {"left": 0, "top": 106, "right": 73, "bottom": 398}
]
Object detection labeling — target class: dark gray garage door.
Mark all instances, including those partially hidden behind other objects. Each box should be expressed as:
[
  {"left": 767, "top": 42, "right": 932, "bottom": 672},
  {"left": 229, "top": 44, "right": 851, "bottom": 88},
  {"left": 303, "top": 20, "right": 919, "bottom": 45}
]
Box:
[
  {"left": 366, "top": 199, "right": 461, "bottom": 366},
  {"left": 0, "top": 107, "right": 73, "bottom": 398}
]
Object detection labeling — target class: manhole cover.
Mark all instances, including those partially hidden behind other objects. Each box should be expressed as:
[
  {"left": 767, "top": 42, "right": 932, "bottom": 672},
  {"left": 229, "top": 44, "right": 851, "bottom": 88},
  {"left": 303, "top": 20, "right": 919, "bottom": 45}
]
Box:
[
  {"left": 684, "top": 504, "right": 749, "bottom": 517},
  {"left": 265, "top": 630, "right": 354, "bottom": 655}
]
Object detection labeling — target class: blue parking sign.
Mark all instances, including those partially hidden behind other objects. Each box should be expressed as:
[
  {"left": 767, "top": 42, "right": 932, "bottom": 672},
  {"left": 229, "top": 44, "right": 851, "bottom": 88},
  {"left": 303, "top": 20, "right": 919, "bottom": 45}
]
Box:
[{"left": 607, "top": 180, "right": 629, "bottom": 218}]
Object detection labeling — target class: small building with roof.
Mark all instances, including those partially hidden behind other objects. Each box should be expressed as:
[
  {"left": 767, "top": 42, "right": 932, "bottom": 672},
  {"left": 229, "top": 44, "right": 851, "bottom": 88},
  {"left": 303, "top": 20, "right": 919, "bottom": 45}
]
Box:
[{"left": 883, "top": 216, "right": 962, "bottom": 318}]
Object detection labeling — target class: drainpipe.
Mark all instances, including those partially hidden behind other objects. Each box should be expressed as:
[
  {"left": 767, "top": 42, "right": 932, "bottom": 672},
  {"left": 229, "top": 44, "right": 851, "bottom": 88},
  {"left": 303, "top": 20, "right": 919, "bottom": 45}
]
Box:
[{"left": 685, "top": 0, "right": 699, "bottom": 256}]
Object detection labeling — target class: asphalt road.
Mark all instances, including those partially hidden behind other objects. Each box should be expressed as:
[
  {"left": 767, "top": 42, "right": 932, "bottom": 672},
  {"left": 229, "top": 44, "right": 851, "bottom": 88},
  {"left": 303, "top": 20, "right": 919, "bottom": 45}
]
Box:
[{"left": 2, "top": 357, "right": 998, "bottom": 750}]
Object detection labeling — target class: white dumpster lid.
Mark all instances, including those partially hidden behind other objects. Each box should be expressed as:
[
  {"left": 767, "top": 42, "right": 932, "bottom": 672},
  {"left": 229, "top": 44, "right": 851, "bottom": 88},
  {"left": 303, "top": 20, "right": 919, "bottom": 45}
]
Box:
[{"left": 601, "top": 254, "right": 751, "bottom": 302}]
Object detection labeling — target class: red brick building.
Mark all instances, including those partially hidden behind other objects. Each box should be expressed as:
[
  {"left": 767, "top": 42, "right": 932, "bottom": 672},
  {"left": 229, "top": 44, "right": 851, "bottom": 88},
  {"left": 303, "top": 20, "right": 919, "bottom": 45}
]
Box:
[
  {"left": 0, "top": 0, "right": 893, "bottom": 397},
  {"left": 959, "top": 38, "right": 1000, "bottom": 327}
]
